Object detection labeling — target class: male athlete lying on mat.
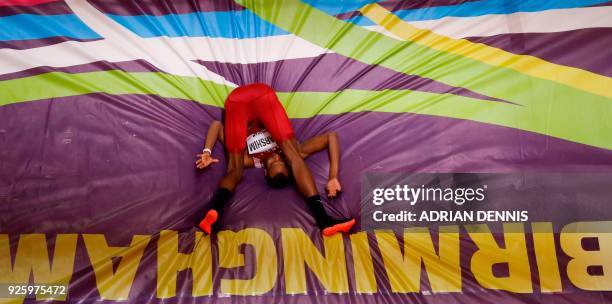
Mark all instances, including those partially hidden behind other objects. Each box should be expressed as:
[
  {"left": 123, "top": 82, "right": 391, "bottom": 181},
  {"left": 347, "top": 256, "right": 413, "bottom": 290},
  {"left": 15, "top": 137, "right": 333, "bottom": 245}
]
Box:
[{"left": 195, "top": 83, "right": 355, "bottom": 236}]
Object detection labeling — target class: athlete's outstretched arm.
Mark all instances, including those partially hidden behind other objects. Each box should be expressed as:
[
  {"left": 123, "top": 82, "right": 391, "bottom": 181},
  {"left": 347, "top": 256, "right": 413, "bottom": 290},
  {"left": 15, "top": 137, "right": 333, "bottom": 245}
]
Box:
[
  {"left": 208, "top": 120, "right": 224, "bottom": 146},
  {"left": 196, "top": 120, "right": 223, "bottom": 169},
  {"left": 299, "top": 132, "right": 341, "bottom": 197}
]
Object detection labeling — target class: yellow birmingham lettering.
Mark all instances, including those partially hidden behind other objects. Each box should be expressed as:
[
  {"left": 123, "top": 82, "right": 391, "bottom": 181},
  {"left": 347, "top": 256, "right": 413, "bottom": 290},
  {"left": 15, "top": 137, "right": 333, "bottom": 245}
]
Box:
[
  {"left": 466, "top": 223, "right": 532, "bottom": 293},
  {"left": 0, "top": 234, "right": 77, "bottom": 301},
  {"left": 561, "top": 221, "right": 612, "bottom": 291},
  {"left": 349, "top": 232, "right": 377, "bottom": 294},
  {"left": 531, "top": 222, "right": 562, "bottom": 292},
  {"left": 156, "top": 230, "right": 212, "bottom": 298},
  {"left": 82, "top": 234, "right": 150, "bottom": 300},
  {"left": 281, "top": 228, "right": 348, "bottom": 294},
  {"left": 217, "top": 228, "right": 277, "bottom": 295},
  {"left": 375, "top": 226, "right": 461, "bottom": 293}
]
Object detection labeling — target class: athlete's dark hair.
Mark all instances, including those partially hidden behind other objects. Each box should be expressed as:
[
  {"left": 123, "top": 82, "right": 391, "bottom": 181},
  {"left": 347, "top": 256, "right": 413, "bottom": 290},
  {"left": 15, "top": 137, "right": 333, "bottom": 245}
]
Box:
[{"left": 265, "top": 171, "right": 292, "bottom": 189}]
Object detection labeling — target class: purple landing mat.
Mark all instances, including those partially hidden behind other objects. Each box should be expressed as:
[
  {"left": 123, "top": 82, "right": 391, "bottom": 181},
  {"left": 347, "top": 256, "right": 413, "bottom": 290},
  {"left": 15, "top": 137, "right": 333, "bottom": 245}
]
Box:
[{"left": 2, "top": 93, "right": 612, "bottom": 303}]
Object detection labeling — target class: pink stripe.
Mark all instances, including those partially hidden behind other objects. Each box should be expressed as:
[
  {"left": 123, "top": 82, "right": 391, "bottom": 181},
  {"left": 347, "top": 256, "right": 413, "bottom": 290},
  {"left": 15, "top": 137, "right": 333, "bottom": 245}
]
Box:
[
  {"left": 0, "top": 1, "right": 72, "bottom": 17},
  {"left": 0, "top": 0, "right": 60, "bottom": 7}
]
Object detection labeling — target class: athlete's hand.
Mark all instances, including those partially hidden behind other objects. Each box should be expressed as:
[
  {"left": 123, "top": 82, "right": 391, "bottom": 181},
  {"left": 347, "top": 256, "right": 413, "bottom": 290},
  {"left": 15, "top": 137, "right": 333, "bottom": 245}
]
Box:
[
  {"left": 326, "top": 178, "right": 342, "bottom": 198},
  {"left": 196, "top": 152, "right": 219, "bottom": 169}
]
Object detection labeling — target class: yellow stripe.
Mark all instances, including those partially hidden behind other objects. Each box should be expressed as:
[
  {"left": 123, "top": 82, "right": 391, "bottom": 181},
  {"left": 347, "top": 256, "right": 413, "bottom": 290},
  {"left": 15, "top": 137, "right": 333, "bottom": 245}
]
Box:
[{"left": 359, "top": 3, "right": 612, "bottom": 99}]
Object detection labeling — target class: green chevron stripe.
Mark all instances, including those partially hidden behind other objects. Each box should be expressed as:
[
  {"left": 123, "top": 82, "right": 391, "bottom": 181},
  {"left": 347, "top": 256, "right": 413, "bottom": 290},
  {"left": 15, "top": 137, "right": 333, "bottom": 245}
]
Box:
[
  {"left": 1, "top": 70, "right": 611, "bottom": 150},
  {"left": 280, "top": 89, "right": 612, "bottom": 151},
  {"left": 232, "top": 0, "right": 612, "bottom": 149},
  {"left": 235, "top": 0, "right": 610, "bottom": 101},
  {"left": 0, "top": 70, "right": 231, "bottom": 107}
]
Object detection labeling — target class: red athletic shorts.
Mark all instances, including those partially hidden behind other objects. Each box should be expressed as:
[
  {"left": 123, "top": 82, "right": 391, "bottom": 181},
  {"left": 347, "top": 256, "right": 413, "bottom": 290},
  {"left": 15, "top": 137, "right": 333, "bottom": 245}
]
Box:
[{"left": 224, "top": 83, "right": 294, "bottom": 153}]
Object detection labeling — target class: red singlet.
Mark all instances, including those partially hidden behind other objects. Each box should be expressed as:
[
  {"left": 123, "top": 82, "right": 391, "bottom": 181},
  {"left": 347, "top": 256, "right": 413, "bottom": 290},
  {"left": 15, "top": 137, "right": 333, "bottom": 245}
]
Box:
[{"left": 224, "top": 83, "right": 294, "bottom": 154}]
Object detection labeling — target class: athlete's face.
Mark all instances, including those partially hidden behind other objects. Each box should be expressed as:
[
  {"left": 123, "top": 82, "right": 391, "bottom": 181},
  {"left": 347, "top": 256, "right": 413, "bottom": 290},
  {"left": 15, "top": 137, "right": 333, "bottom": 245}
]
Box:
[{"left": 265, "top": 153, "right": 289, "bottom": 178}]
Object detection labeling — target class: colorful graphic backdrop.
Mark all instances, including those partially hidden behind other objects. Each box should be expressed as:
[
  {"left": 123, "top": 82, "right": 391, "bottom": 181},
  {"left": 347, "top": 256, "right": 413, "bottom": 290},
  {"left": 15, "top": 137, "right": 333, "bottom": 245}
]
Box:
[{"left": 1, "top": 0, "right": 612, "bottom": 303}]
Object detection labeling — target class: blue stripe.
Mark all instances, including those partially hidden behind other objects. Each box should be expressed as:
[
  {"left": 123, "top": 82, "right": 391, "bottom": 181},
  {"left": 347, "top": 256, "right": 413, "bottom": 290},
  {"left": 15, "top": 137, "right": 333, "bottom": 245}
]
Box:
[
  {"left": 302, "top": 0, "right": 381, "bottom": 16},
  {"left": 346, "top": 0, "right": 612, "bottom": 25},
  {"left": 0, "top": 14, "right": 100, "bottom": 41},
  {"left": 108, "top": 10, "right": 289, "bottom": 38},
  {"left": 4, "top": 0, "right": 604, "bottom": 41}
]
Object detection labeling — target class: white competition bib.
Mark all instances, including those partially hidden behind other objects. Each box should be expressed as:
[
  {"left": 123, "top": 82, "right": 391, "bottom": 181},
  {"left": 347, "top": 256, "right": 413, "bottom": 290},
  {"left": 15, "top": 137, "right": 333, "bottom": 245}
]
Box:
[{"left": 246, "top": 130, "right": 277, "bottom": 155}]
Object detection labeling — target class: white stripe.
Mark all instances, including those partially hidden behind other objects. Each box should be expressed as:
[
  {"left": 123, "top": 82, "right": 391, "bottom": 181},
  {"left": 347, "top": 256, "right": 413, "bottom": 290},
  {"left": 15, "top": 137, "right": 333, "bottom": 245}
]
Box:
[
  {"left": 0, "top": 1, "right": 329, "bottom": 82},
  {"left": 2, "top": 5, "right": 609, "bottom": 78},
  {"left": 0, "top": 34, "right": 330, "bottom": 75},
  {"left": 65, "top": 0, "right": 237, "bottom": 86},
  {"left": 0, "top": 34, "right": 329, "bottom": 76},
  {"left": 364, "top": 6, "right": 612, "bottom": 40},
  {"left": 0, "top": 37, "right": 330, "bottom": 80}
]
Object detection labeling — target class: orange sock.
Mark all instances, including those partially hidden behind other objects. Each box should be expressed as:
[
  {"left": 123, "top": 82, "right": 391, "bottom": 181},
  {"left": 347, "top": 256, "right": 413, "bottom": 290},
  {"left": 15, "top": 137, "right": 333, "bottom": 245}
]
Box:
[
  {"left": 322, "top": 218, "right": 356, "bottom": 236},
  {"left": 198, "top": 210, "right": 218, "bottom": 235}
]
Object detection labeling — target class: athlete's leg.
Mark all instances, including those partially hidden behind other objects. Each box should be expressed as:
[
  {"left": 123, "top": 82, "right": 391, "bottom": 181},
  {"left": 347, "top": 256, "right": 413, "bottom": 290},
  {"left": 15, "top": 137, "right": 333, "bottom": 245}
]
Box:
[
  {"left": 199, "top": 89, "right": 249, "bottom": 234},
  {"left": 219, "top": 152, "right": 244, "bottom": 192},
  {"left": 250, "top": 86, "right": 318, "bottom": 197},
  {"left": 250, "top": 85, "right": 355, "bottom": 235},
  {"left": 280, "top": 137, "right": 357, "bottom": 234},
  {"left": 279, "top": 139, "right": 318, "bottom": 196},
  {"left": 223, "top": 89, "right": 250, "bottom": 155}
]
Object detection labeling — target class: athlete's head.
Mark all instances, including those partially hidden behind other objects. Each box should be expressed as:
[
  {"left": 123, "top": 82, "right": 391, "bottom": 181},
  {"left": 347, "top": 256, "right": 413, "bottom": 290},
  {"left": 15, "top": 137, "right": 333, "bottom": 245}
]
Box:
[{"left": 264, "top": 153, "right": 291, "bottom": 189}]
